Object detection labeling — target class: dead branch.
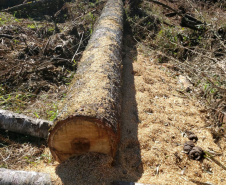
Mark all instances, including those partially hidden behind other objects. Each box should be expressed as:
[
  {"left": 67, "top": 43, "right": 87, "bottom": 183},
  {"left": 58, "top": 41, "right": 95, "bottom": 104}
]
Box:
[
  {"left": 71, "top": 32, "right": 84, "bottom": 63},
  {"left": 0, "top": 109, "right": 52, "bottom": 139},
  {"left": 146, "top": 0, "right": 205, "bottom": 30},
  {"left": 0, "top": 168, "right": 52, "bottom": 185},
  {"left": 201, "top": 73, "right": 226, "bottom": 94},
  {"left": 1, "top": 0, "right": 63, "bottom": 13},
  {"left": 0, "top": 34, "right": 14, "bottom": 39},
  {"left": 1, "top": 0, "right": 41, "bottom": 12},
  {"left": 204, "top": 151, "right": 226, "bottom": 171}
]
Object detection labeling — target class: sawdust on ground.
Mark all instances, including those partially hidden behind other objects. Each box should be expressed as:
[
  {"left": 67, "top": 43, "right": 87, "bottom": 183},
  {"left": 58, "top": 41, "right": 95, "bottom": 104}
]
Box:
[{"left": 25, "top": 44, "right": 225, "bottom": 185}]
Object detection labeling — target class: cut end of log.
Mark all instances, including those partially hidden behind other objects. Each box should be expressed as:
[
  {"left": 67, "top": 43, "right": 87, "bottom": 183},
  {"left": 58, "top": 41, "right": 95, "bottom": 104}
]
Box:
[{"left": 48, "top": 116, "right": 117, "bottom": 162}]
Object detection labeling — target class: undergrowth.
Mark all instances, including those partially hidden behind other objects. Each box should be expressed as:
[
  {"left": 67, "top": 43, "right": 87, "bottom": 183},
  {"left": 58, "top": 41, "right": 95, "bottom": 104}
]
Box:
[
  {"left": 0, "top": 0, "right": 105, "bottom": 170},
  {"left": 125, "top": 0, "right": 225, "bottom": 140},
  {"left": 0, "top": 0, "right": 105, "bottom": 120}
]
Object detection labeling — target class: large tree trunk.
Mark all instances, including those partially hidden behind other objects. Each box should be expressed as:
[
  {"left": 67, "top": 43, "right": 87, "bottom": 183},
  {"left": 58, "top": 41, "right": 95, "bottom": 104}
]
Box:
[
  {"left": 48, "top": 0, "right": 123, "bottom": 162},
  {"left": 0, "top": 109, "right": 52, "bottom": 139},
  {"left": 0, "top": 168, "right": 52, "bottom": 185}
]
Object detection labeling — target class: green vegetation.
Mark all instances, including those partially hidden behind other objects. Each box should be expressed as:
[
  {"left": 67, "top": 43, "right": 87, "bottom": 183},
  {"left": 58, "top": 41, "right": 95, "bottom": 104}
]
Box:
[
  {"left": 47, "top": 103, "right": 58, "bottom": 121},
  {"left": 125, "top": 0, "right": 225, "bottom": 127}
]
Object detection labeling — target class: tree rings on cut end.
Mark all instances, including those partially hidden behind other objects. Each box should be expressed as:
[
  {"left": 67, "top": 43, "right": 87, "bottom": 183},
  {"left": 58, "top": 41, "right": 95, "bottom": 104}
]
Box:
[{"left": 48, "top": 116, "right": 117, "bottom": 162}]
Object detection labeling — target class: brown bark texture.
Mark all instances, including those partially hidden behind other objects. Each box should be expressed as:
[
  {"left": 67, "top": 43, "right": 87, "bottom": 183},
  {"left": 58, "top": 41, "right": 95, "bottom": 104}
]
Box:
[
  {"left": 48, "top": 0, "right": 123, "bottom": 162},
  {"left": 0, "top": 168, "right": 52, "bottom": 185},
  {"left": 0, "top": 109, "right": 53, "bottom": 139}
]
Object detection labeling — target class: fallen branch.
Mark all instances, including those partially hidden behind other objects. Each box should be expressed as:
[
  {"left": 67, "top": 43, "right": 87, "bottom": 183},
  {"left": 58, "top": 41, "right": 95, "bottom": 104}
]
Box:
[
  {"left": 1, "top": 0, "right": 63, "bottom": 13},
  {"left": 204, "top": 151, "right": 226, "bottom": 171},
  {"left": 0, "top": 109, "right": 52, "bottom": 139},
  {"left": 201, "top": 73, "right": 226, "bottom": 94},
  {"left": 1, "top": 0, "right": 43, "bottom": 12},
  {"left": 0, "top": 34, "right": 14, "bottom": 39},
  {"left": 0, "top": 0, "right": 24, "bottom": 8},
  {"left": 146, "top": 0, "right": 205, "bottom": 30},
  {"left": 71, "top": 31, "right": 84, "bottom": 63},
  {"left": 0, "top": 168, "right": 52, "bottom": 185},
  {"left": 147, "top": 0, "right": 180, "bottom": 14}
]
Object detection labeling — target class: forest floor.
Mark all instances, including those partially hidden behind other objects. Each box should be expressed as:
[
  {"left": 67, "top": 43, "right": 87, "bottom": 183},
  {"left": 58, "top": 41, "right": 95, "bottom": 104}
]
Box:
[
  {"left": 0, "top": 0, "right": 225, "bottom": 185},
  {"left": 1, "top": 39, "right": 225, "bottom": 185}
]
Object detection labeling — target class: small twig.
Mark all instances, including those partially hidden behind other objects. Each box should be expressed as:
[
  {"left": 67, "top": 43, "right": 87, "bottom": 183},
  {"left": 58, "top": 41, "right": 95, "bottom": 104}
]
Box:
[
  {"left": 0, "top": 34, "right": 14, "bottom": 39},
  {"left": 71, "top": 32, "right": 84, "bottom": 63},
  {"left": 20, "top": 35, "right": 29, "bottom": 48},
  {"left": 54, "top": 3, "right": 67, "bottom": 18},
  {"left": 145, "top": 0, "right": 180, "bottom": 15},
  {"left": 169, "top": 41, "right": 219, "bottom": 63},
  {"left": 213, "top": 32, "right": 226, "bottom": 49},
  {"left": 201, "top": 73, "right": 226, "bottom": 93},
  {"left": 185, "top": 0, "right": 205, "bottom": 22},
  {"left": 145, "top": 0, "right": 205, "bottom": 29},
  {"left": 204, "top": 150, "right": 226, "bottom": 171},
  {"left": 43, "top": 37, "right": 51, "bottom": 55},
  {"left": 72, "top": 10, "right": 96, "bottom": 25},
  {"left": 1, "top": 0, "right": 52, "bottom": 12}
]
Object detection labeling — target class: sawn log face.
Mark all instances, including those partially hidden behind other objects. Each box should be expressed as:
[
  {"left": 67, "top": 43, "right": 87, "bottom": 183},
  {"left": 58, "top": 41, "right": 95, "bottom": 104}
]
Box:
[{"left": 48, "top": 0, "right": 123, "bottom": 162}]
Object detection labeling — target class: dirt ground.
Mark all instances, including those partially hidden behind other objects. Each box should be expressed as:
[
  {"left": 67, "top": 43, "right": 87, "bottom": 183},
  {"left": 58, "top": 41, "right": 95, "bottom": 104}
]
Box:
[{"left": 16, "top": 41, "right": 225, "bottom": 185}]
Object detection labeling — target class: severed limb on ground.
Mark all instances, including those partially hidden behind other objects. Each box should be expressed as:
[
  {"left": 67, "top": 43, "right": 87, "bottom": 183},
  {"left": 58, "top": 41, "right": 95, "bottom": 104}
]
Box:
[
  {"left": 0, "top": 109, "right": 52, "bottom": 139},
  {"left": 146, "top": 0, "right": 205, "bottom": 30},
  {"left": 0, "top": 168, "right": 52, "bottom": 185}
]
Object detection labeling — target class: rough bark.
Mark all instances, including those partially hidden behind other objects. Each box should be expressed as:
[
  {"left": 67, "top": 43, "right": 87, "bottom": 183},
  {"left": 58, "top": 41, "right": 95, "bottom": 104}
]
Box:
[
  {"left": 0, "top": 109, "right": 52, "bottom": 139},
  {"left": 48, "top": 0, "right": 123, "bottom": 162},
  {"left": 0, "top": 168, "right": 52, "bottom": 185}
]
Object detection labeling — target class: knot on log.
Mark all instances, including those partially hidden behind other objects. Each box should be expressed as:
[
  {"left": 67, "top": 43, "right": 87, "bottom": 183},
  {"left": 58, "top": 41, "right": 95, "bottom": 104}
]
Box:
[{"left": 188, "top": 146, "right": 204, "bottom": 161}]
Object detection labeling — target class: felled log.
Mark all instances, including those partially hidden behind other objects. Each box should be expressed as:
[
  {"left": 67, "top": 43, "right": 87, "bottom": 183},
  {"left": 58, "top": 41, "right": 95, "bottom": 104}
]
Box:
[
  {"left": 0, "top": 109, "right": 52, "bottom": 139},
  {"left": 0, "top": 168, "right": 52, "bottom": 185},
  {"left": 48, "top": 0, "right": 123, "bottom": 162}
]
